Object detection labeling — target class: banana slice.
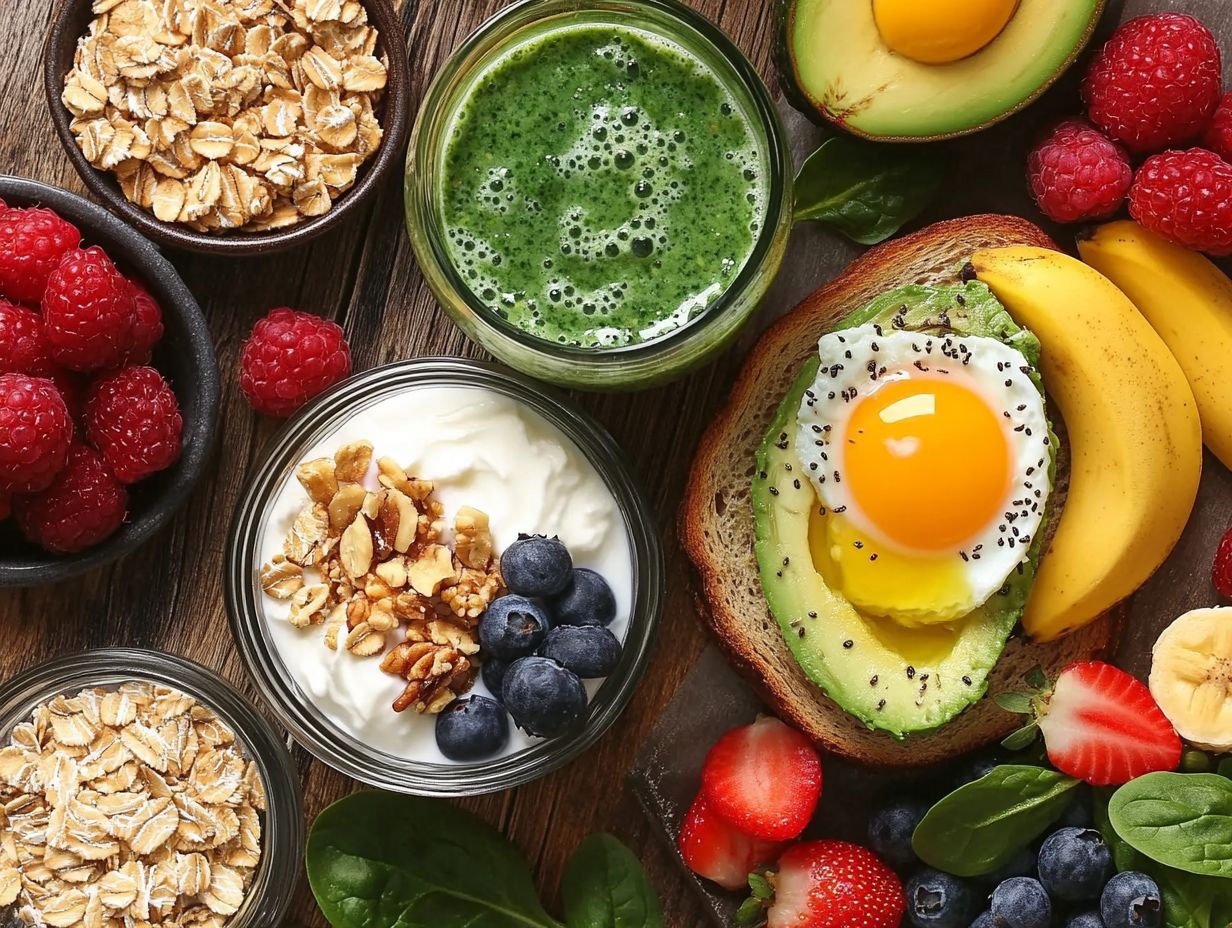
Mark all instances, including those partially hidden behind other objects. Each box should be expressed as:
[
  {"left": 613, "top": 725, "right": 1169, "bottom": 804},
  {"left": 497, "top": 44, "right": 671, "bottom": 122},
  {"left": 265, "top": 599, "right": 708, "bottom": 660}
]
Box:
[{"left": 1149, "top": 607, "right": 1232, "bottom": 752}]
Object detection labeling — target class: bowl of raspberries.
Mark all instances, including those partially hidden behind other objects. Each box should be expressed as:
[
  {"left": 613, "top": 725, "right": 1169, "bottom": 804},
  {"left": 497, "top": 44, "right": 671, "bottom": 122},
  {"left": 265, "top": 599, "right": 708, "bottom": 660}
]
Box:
[{"left": 0, "top": 176, "right": 217, "bottom": 585}]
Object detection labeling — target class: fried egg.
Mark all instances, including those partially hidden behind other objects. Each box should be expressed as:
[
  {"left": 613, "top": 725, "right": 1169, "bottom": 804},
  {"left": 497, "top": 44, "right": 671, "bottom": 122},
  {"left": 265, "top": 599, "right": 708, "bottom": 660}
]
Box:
[
  {"left": 796, "top": 325, "right": 1051, "bottom": 626},
  {"left": 873, "top": 0, "right": 1020, "bottom": 64}
]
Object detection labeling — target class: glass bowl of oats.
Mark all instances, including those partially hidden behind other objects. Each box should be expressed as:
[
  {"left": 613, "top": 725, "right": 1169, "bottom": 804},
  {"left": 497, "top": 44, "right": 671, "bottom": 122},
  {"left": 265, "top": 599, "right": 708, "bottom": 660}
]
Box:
[
  {"left": 43, "top": 0, "right": 411, "bottom": 255},
  {"left": 224, "top": 358, "right": 665, "bottom": 796},
  {"left": 0, "top": 649, "right": 303, "bottom": 927}
]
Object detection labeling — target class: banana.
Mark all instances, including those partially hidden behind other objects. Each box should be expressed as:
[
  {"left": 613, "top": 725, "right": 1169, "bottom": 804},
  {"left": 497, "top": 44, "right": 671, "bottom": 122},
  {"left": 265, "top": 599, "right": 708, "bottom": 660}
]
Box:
[
  {"left": 969, "top": 246, "right": 1202, "bottom": 643},
  {"left": 1078, "top": 220, "right": 1232, "bottom": 470},
  {"left": 1149, "top": 607, "right": 1232, "bottom": 752}
]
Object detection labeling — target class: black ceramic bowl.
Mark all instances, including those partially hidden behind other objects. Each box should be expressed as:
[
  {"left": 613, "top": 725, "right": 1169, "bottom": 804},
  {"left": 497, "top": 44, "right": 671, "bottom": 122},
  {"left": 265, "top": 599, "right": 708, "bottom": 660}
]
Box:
[
  {"left": 0, "top": 176, "right": 218, "bottom": 586},
  {"left": 43, "top": 0, "right": 410, "bottom": 256}
]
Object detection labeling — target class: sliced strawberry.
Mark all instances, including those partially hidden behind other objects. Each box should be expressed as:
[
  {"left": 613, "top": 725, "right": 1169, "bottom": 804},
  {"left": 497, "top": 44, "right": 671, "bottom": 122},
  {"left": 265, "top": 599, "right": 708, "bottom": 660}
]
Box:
[
  {"left": 700, "top": 716, "right": 822, "bottom": 841},
  {"left": 678, "top": 794, "right": 784, "bottom": 891},
  {"left": 1035, "top": 661, "right": 1182, "bottom": 786},
  {"left": 759, "top": 841, "right": 904, "bottom": 928}
]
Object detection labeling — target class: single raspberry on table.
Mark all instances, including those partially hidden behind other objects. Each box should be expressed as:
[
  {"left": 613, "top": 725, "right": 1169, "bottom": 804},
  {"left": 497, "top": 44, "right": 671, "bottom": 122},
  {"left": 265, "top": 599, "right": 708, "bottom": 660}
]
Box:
[
  {"left": 0, "top": 207, "right": 82, "bottom": 305},
  {"left": 42, "top": 246, "right": 137, "bottom": 372},
  {"left": 85, "top": 366, "right": 182, "bottom": 484},
  {"left": 1083, "top": 13, "right": 1223, "bottom": 154},
  {"left": 1214, "top": 527, "right": 1232, "bottom": 599},
  {"left": 0, "top": 373, "right": 73, "bottom": 494},
  {"left": 1027, "top": 119, "right": 1133, "bottom": 223},
  {"left": 1129, "top": 148, "right": 1232, "bottom": 255},
  {"left": 240, "top": 307, "right": 352, "bottom": 417},
  {"left": 118, "top": 278, "right": 164, "bottom": 365},
  {"left": 14, "top": 444, "right": 127, "bottom": 553},
  {"left": 1203, "top": 93, "right": 1232, "bottom": 162},
  {"left": 0, "top": 300, "right": 54, "bottom": 376}
]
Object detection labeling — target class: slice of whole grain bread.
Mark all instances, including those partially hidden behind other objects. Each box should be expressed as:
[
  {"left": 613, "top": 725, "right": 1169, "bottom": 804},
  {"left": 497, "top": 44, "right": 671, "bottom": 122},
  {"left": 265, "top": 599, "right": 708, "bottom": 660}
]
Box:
[{"left": 679, "top": 215, "right": 1115, "bottom": 767}]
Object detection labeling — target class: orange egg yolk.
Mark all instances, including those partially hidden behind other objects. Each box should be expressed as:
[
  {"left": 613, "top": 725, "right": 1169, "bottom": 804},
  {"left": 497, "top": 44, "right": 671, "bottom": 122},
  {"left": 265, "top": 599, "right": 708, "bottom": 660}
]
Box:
[
  {"left": 872, "top": 0, "right": 1019, "bottom": 64},
  {"left": 844, "top": 376, "right": 1011, "bottom": 553}
]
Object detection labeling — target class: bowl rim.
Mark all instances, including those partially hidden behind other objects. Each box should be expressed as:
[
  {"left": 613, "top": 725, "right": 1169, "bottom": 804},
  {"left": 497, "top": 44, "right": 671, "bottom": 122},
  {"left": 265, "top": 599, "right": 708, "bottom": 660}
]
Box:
[
  {"left": 0, "top": 175, "right": 219, "bottom": 587},
  {"left": 223, "top": 357, "right": 667, "bottom": 796},
  {"left": 42, "top": 0, "right": 412, "bottom": 256}
]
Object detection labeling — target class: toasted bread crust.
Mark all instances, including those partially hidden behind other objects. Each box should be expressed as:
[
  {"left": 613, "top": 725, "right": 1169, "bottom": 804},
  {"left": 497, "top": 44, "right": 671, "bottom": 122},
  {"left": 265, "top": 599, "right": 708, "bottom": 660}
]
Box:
[{"left": 679, "top": 216, "right": 1115, "bottom": 767}]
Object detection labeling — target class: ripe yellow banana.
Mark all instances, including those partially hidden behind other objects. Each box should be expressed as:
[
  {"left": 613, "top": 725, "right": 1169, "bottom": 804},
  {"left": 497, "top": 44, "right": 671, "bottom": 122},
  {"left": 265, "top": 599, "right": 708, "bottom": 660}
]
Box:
[
  {"left": 1077, "top": 220, "right": 1232, "bottom": 470},
  {"left": 969, "top": 246, "right": 1202, "bottom": 643},
  {"left": 1149, "top": 607, "right": 1232, "bottom": 753}
]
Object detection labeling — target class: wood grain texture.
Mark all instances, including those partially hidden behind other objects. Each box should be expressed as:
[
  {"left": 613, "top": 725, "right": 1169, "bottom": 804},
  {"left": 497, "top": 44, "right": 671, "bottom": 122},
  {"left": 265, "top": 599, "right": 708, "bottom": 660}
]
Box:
[{"left": 2, "top": 1, "right": 1230, "bottom": 927}]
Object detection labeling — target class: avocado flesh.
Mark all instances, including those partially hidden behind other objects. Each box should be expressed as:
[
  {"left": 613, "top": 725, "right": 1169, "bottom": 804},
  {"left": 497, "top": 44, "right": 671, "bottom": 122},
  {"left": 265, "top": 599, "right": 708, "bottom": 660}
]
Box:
[
  {"left": 787, "top": 0, "right": 1104, "bottom": 140},
  {"left": 752, "top": 282, "right": 1055, "bottom": 737}
]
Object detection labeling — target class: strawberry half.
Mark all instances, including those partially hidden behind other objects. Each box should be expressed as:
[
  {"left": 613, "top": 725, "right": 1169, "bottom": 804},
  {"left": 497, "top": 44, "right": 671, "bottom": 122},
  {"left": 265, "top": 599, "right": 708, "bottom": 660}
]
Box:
[
  {"left": 1000, "top": 661, "right": 1182, "bottom": 786},
  {"left": 701, "top": 717, "right": 822, "bottom": 841},
  {"left": 739, "top": 841, "right": 904, "bottom": 928},
  {"left": 678, "top": 794, "right": 785, "bottom": 891}
]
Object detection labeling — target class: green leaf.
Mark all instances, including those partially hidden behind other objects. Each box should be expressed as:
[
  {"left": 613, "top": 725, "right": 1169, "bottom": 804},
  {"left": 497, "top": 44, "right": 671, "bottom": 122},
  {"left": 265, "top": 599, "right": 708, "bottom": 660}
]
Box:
[
  {"left": 1025, "top": 666, "right": 1049, "bottom": 690},
  {"left": 1108, "top": 772, "right": 1232, "bottom": 880},
  {"left": 306, "top": 792, "right": 563, "bottom": 928},
  {"left": 994, "top": 693, "right": 1034, "bottom": 714},
  {"left": 562, "top": 834, "right": 664, "bottom": 928},
  {"left": 912, "top": 765, "right": 1080, "bottom": 877},
  {"left": 736, "top": 896, "right": 767, "bottom": 927},
  {"left": 1001, "top": 723, "right": 1040, "bottom": 752},
  {"left": 792, "top": 136, "right": 946, "bottom": 245},
  {"left": 747, "top": 872, "right": 773, "bottom": 900}
]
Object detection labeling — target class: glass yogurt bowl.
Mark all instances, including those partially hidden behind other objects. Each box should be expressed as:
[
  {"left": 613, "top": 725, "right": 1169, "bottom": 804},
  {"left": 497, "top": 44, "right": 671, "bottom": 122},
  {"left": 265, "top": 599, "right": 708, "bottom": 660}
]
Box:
[
  {"left": 405, "top": 0, "right": 793, "bottom": 391},
  {"left": 225, "top": 359, "right": 665, "bottom": 796},
  {"left": 0, "top": 649, "right": 304, "bottom": 927}
]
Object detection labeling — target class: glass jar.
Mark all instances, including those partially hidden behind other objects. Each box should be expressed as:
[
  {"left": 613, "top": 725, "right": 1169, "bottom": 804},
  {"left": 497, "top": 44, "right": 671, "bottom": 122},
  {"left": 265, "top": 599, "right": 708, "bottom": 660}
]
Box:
[
  {"left": 225, "top": 358, "right": 665, "bottom": 796},
  {"left": 0, "top": 649, "right": 304, "bottom": 927},
  {"left": 405, "top": 0, "right": 793, "bottom": 391}
]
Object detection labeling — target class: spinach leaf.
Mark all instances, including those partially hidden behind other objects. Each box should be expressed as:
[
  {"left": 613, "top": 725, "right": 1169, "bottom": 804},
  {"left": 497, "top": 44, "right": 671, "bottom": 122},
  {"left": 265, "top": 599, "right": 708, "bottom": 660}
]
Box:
[
  {"left": 793, "top": 136, "right": 947, "bottom": 245},
  {"left": 562, "top": 834, "right": 664, "bottom": 928},
  {"left": 306, "top": 791, "right": 562, "bottom": 928},
  {"left": 912, "top": 765, "right": 1080, "bottom": 876},
  {"left": 1109, "top": 773, "right": 1232, "bottom": 879}
]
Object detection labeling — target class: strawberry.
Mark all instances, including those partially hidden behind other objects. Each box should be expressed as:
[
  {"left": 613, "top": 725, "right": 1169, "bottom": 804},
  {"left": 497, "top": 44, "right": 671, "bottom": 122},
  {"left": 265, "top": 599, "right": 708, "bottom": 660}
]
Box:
[
  {"left": 701, "top": 717, "right": 822, "bottom": 841},
  {"left": 999, "top": 662, "right": 1182, "bottom": 786},
  {"left": 678, "top": 794, "right": 784, "bottom": 891},
  {"left": 738, "top": 841, "right": 904, "bottom": 928}
]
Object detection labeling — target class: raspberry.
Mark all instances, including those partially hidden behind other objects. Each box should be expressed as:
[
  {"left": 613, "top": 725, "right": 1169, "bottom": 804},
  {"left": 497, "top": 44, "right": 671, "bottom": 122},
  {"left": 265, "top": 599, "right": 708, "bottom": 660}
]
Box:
[
  {"left": 14, "top": 444, "right": 127, "bottom": 553},
  {"left": 1083, "top": 13, "right": 1222, "bottom": 154},
  {"left": 1202, "top": 93, "right": 1232, "bottom": 162},
  {"left": 1215, "top": 527, "right": 1232, "bottom": 599},
  {"left": 42, "top": 246, "right": 137, "bottom": 372},
  {"left": 240, "top": 308, "right": 352, "bottom": 417},
  {"left": 85, "top": 366, "right": 182, "bottom": 484},
  {"left": 0, "top": 300, "right": 54, "bottom": 376},
  {"left": 0, "top": 373, "right": 73, "bottom": 494},
  {"left": 0, "top": 208, "right": 83, "bottom": 306},
  {"left": 118, "top": 279, "right": 164, "bottom": 365},
  {"left": 1129, "top": 149, "right": 1232, "bottom": 256},
  {"left": 1027, "top": 120, "right": 1133, "bottom": 223}
]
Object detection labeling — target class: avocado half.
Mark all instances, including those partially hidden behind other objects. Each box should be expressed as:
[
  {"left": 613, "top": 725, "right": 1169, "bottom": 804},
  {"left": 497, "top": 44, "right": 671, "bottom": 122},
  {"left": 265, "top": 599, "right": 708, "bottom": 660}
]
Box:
[
  {"left": 752, "top": 282, "right": 1056, "bottom": 738},
  {"left": 782, "top": 0, "right": 1106, "bottom": 141}
]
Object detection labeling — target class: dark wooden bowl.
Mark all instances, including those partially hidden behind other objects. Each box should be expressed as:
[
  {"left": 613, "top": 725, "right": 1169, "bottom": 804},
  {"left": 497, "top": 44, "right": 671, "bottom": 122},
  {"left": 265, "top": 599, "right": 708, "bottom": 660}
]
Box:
[
  {"left": 42, "top": 0, "right": 410, "bottom": 256},
  {"left": 0, "top": 176, "right": 219, "bottom": 586}
]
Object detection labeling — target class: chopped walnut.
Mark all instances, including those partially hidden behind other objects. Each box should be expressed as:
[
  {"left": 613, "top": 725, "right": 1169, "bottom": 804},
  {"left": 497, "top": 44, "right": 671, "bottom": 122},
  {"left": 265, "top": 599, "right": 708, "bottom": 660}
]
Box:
[
  {"left": 334, "top": 440, "right": 373, "bottom": 483},
  {"left": 259, "top": 556, "right": 303, "bottom": 599},
  {"left": 440, "top": 566, "right": 504, "bottom": 622},
  {"left": 454, "top": 506, "right": 494, "bottom": 569},
  {"left": 408, "top": 544, "right": 456, "bottom": 597}
]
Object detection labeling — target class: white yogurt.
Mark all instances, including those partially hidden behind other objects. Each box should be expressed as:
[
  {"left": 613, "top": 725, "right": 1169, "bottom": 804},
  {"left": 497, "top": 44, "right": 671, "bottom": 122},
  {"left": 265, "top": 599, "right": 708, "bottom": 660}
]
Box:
[{"left": 256, "top": 385, "right": 635, "bottom": 764}]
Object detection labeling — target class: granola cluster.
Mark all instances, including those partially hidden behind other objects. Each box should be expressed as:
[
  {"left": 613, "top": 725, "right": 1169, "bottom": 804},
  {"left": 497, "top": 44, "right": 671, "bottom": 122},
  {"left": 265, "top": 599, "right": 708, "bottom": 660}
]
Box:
[
  {"left": 62, "top": 0, "right": 388, "bottom": 233},
  {"left": 0, "top": 683, "right": 266, "bottom": 928},
  {"left": 261, "top": 440, "right": 505, "bottom": 715}
]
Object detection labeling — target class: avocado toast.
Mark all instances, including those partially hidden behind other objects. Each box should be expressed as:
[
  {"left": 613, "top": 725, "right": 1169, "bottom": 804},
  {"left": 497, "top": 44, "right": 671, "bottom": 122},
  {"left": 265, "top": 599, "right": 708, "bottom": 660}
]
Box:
[{"left": 680, "top": 216, "right": 1115, "bottom": 766}]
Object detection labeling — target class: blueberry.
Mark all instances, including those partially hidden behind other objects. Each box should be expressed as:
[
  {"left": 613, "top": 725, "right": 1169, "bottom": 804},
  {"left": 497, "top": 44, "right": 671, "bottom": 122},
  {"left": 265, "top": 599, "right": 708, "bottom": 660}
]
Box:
[
  {"left": 1039, "top": 827, "right": 1113, "bottom": 902},
  {"left": 985, "top": 846, "right": 1036, "bottom": 884},
  {"left": 971, "top": 913, "right": 993, "bottom": 928},
  {"left": 905, "top": 868, "right": 976, "bottom": 928},
  {"left": 540, "top": 625, "right": 622, "bottom": 678},
  {"left": 479, "top": 595, "right": 549, "bottom": 661},
  {"left": 1100, "top": 872, "right": 1162, "bottom": 928},
  {"left": 481, "top": 658, "right": 509, "bottom": 700},
  {"left": 1064, "top": 913, "right": 1105, "bottom": 928},
  {"left": 1060, "top": 788, "right": 1094, "bottom": 829},
  {"left": 501, "top": 535, "right": 572, "bottom": 597},
  {"left": 502, "top": 656, "right": 588, "bottom": 738},
  {"left": 549, "top": 567, "right": 617, "bottom": 626},
  {"left": 434, "top": 696, "right": 509, "bottom": 761},
  {"left": 990, "top": 877, "right": 1051, "bottom": 928},
  {"left": 867, "top": 798, "right": 929, "bottom": 869}
]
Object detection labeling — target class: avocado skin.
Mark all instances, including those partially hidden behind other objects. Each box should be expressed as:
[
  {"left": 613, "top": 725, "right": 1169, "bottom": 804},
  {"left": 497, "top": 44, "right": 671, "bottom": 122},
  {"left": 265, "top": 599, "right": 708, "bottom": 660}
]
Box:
[{"left": 752, "top": 282, "right": 1056, "bottom": 738}]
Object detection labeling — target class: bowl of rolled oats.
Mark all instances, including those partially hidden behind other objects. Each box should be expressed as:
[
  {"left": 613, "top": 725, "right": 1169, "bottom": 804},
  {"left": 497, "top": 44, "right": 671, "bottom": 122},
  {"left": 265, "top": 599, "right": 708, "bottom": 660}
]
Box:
[
  {"left": 44, "top": 0, "right": 410, "bottom": 255},
  {"left": 0, "top": 648, "right": 304, "bottom": 927}
]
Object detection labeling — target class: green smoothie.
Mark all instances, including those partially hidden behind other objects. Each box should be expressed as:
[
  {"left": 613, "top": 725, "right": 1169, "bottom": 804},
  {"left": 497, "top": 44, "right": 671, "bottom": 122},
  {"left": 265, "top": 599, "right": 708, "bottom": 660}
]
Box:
[{"left": 440, "top": 23, "right": 767, "bottom": 349}]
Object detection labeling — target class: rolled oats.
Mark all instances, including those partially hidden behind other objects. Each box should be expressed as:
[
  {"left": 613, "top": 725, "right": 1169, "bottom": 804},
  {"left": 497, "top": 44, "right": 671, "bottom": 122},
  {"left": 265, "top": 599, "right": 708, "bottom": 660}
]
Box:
[
  {"left": 0, "top": 683, "right": 264, "bottom": 928},
  {"left": 63, "top": 0, "right": 388, "bottom": 234}
]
